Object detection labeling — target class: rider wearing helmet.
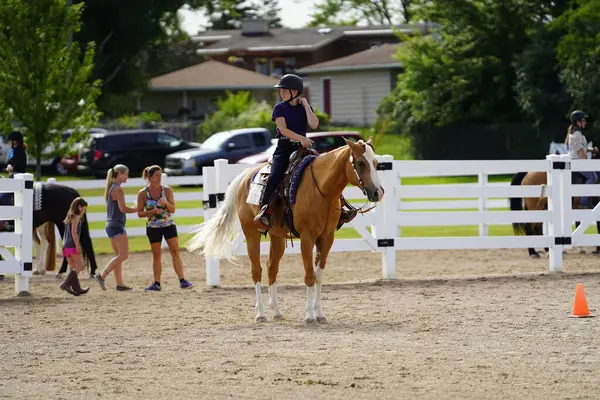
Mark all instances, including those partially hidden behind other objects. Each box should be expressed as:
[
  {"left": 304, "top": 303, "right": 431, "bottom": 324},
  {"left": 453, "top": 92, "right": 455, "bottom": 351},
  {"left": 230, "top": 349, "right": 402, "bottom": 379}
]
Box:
[
  {"left": 6, "top": 130, "right": 27, "bottom": 177},
  {"left": 566, "top": 110, "right": 598, "bottom": 207},
  {"left": 0, "top": 130, "right": 28, "bottom": 234},
  {"left": 253, "top": 74, "right": 319, "bottom": 230}
]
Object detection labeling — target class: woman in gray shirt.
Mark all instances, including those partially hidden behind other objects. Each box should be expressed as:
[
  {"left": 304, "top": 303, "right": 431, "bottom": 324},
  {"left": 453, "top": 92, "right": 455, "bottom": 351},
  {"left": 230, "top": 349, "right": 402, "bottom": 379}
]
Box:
[{"left": 94, "top": 164, "right": 138, "bottom": 291}]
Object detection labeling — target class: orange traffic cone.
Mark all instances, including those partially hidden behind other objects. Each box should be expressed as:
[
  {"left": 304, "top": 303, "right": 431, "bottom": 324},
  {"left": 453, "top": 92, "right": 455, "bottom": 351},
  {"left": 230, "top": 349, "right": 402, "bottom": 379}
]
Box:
[{"left": 571, "top": 284, "right": 594, "bottom": 318}]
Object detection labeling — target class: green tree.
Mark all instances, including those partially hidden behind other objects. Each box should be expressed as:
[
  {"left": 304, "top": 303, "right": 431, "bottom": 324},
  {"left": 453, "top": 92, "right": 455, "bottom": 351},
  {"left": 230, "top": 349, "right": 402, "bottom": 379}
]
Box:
[
  {"left": 0, "top": 0, "right": 101, "bottom": 180},
  {"left": 386, "top": 0, "right": 535, "bottom": 131},
  {"left": 554, "top": 0, "right": 600, "bottom": 133},
  {"left": 308, "top": 0, "right": 410, "bottom": 27},
  {"left": 206, "top": 0, "right": 282, "bottom": 30}
]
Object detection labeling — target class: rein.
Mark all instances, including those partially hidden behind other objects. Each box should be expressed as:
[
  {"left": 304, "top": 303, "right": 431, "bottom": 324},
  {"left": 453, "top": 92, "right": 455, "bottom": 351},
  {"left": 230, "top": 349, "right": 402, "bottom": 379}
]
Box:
[{"left": 309, "top": 155, "right": 375, "bottom": 215}]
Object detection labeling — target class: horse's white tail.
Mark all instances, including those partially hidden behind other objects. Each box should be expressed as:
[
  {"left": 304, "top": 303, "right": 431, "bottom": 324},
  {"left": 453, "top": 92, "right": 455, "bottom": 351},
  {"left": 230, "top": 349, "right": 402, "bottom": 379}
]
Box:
[{"left": 185, "top": 170, "right": 246, "bottom": 262}]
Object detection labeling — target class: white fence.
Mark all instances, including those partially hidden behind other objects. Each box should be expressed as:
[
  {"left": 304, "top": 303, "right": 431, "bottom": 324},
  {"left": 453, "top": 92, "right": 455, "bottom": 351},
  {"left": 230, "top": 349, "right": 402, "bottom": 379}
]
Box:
[
  {"left": 46, "top": 174, "right": 204, "bottom": 245},
  {"left": 0, "top": 173, "right": 34, "bottom": 296},
  {"left": 200, "top": 155, "right": 600, "bottom": 286}
]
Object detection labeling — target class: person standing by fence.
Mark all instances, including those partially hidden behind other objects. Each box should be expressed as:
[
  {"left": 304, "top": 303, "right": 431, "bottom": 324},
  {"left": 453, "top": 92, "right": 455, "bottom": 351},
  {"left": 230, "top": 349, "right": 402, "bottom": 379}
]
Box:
[
  {"left": 60, "top": 197, "right": 90, "bottom": 296},
  {"left": 137, "top": 165, "right": 192, "bottom": 291},
  {"left": 0, "top": 130, "right": 28, "bottom": 280},
  {"left": 94, "top": 164, "right": 138, "bottom": 292},
  {"left": 566, "top": 110, "right": 598, "bottom": 208}
]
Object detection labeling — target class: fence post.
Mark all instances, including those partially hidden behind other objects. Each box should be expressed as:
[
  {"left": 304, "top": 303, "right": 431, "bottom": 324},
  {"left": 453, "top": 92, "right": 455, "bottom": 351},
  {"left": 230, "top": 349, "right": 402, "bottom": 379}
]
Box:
[
  {"left": 478, "top": 172, "right": 488, "bottom": 236},
  {"left": 378, "top": 155, "right": 396, "bottom": 279},
  {"left": 14, "top": 173, "right": 33, "bottom": 296},
  {"left": 203, "top": 164, "right": 220, "bottom": 287},
  {"left": 546, "top": 154, "right": 567, "bottom": 272}
]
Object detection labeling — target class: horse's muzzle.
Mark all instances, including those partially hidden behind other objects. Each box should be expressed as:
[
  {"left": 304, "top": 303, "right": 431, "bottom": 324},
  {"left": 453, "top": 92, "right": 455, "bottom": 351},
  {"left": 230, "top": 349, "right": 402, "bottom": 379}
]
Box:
[{"left": 367, "top": 187, "right": 384, "bottom": 202}]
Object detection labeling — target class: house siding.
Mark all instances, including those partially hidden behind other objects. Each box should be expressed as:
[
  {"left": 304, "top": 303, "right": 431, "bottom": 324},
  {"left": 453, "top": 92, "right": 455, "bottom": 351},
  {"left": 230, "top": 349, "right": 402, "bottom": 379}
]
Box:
[
  {"left": 306, "top": 70, "right": 395, "bottom": 127},
  {"left": 142, "top": 89, "right": 276, "bottom": 120}
]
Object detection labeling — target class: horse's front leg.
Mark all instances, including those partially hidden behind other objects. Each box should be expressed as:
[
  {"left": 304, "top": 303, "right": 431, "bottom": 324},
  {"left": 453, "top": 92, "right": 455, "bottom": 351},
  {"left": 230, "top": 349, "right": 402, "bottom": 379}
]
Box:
[
  {"left": 314, "top": 232, "right": 334, "bottom": 324},
  {"left": 267, "top": 235, "right": 286, "bottom": 321},
  {"left": 300, "top": 237, "right": 317, "bottom": 323}
]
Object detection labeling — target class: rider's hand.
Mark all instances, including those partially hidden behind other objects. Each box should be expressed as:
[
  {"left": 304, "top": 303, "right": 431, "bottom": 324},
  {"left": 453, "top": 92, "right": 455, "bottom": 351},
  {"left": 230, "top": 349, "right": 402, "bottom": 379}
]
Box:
[
  {"left": 299, "top": 98, "right": 309, "bottom": 107},
  {"left": 300, "top": 137, "right": 314, "bottom": 148}
]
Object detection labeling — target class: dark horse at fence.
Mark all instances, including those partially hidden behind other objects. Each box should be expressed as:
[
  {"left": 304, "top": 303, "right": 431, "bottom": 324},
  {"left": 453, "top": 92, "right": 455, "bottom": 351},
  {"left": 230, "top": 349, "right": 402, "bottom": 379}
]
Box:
[
  {"left": 509, "top": 164, "right": 600, "bottom": 258},
  {"left": 0, "top": 182, "right": 98, "bottom": 277},
  {"left": 34, "top": 183, "right": 98, "bottom": 277}
]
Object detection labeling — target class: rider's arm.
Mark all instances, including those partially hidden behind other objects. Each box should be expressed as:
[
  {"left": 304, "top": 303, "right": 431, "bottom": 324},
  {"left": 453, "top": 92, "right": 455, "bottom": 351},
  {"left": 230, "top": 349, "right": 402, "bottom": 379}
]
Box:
[{"left": 274, "top": 117, "right": 305, "bottom": 142}]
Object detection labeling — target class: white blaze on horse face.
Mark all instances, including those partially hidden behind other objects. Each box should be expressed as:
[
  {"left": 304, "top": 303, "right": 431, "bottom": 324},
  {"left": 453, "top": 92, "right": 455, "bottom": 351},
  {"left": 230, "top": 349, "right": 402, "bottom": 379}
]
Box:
[{"left": 363, "top": 145, "right": 384, "bottom": 199}]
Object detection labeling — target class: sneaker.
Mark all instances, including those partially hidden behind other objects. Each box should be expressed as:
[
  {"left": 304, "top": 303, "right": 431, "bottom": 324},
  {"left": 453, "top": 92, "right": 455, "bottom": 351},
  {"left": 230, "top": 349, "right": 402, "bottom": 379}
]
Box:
[
  {"left": 116, "top": 285, "right": 134, "bottom": 291},
  {"left": 180, "top": 280, "right": 193, "bottom": 289},
  {"left": 0, "top": 275, "right": 4, "bottom": 281},
  {"left": 144, "top": 282, "right": 161, "bottom": 291},
  {"left": 94, "top": 274, "right": 106, "bottom": 291}
]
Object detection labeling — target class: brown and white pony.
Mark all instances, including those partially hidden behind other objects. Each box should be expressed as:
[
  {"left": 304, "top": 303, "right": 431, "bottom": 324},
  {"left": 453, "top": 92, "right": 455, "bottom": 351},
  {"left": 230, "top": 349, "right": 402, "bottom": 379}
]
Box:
[{"left": 187, "top": 138, "right": 385, "bottom": 323}]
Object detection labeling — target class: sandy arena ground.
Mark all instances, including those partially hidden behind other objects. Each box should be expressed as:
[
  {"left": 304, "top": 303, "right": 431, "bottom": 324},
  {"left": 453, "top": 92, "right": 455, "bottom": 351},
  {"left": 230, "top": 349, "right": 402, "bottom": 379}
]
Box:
[{"left": 2, "top": 248, "right": 600, "bottom": 399}]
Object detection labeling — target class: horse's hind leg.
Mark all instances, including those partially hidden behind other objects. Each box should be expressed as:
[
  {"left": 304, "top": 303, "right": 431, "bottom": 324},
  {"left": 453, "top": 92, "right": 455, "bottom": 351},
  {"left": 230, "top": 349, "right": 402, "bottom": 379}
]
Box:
[
  {"left": 524, "top": 223, "right": 540, "bottom": 258},
  {"left": 314, "top": 232, "right": 334, "bottom": 324},
  {"left": 267, "top": 234, "right": 285, "bottom": 321}
]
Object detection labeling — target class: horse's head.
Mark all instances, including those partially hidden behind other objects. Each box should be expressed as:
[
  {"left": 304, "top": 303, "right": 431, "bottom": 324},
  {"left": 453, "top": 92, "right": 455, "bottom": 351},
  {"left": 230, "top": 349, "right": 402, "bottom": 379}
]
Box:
[{"left": 344, "top": 136, "right": 385, "bottom": 202}]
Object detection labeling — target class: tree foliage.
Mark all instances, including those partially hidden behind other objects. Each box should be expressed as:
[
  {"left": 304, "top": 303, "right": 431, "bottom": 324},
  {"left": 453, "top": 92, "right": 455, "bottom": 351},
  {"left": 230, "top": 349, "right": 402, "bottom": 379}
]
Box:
[
  {"left": 554, "top": 0, "right": 600, "bottom": 132},
  {"left": 308, "top": 0, "right": 411, "bottom": 26},
  {"left": 206, "top": 0, "right": 282, "bottom": 30},
  {"left": 0, "top": 0, "right": 101, "bottom": 180}
]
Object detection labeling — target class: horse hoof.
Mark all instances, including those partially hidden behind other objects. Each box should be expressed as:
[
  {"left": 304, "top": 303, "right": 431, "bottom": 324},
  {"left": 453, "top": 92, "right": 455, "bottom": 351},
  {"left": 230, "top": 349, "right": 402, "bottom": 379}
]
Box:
[
  {"left": 272, "top": 313, "right": 285, "bottom": 321},
  {"left": 33, "top": 270, "right": 45, "bottom": 276},
  {"left": 304, "top": 317, "right": 317, "bottom": 324},
  {"left": 316, "top": 316, "right": 328, "bottom": 324},
  {"left": 255, "top": 315, "right": 267, "bottom": 323},
  {"left": 529, "top": 253, "right": 541, "bottom": 258}
]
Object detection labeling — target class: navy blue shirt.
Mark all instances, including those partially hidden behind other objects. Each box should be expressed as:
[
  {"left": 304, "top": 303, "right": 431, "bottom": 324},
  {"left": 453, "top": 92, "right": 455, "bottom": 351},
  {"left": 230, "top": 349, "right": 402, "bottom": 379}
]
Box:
[{"left": 272, "top": 102, "right": 313, "bottom": 152}]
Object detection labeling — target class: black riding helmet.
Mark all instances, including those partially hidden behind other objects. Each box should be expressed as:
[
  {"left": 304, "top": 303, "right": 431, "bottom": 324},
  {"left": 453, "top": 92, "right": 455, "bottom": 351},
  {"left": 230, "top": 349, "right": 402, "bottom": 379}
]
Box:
[
  {"left": 274, "top": 74, "right": 303, "bottom": 102},
  {"left": 7, "top": 130, "right": 23, "bottom": 143},
  {"left": 571, "top": 110, "right": 588, "bottom": 124}
]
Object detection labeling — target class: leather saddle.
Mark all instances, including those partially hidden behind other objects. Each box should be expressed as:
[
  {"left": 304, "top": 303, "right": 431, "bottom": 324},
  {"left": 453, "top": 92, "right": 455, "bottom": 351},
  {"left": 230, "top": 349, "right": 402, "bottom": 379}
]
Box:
[{"left": 253, "top": 147, "right": 358, "bottom": 237}]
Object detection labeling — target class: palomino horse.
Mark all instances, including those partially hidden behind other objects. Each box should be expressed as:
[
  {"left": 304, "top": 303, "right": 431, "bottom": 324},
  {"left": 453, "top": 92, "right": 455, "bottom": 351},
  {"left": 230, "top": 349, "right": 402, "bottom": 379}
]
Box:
[
  {"left": 510, "top": 170, "right": 596, "bottom": 257},
  {"left": 187, "top": 138, "right": 385, "bottom": 323}
]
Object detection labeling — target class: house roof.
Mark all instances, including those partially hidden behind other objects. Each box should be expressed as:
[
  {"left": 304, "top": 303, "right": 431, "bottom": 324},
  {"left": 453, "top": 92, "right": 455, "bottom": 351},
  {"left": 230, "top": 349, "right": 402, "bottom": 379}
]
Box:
[
  {"left": 296, "top": 44, "right": 402, "bottom": 74},
  {"left": 192, "top": 23, "right": 432, "bottom": 54},
  {"left": 148, "top": 60, "right": 280, "bottom": 91}
]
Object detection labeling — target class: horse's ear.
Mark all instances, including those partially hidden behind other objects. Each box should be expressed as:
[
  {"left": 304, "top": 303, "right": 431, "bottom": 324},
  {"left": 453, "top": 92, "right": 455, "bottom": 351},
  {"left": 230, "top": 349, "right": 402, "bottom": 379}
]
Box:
[
  {"left": 344, "top": 137, "right": 358, "bottom": 149},
  {"left": 366, "top": 136, "right": 373, "bottom": 145}
]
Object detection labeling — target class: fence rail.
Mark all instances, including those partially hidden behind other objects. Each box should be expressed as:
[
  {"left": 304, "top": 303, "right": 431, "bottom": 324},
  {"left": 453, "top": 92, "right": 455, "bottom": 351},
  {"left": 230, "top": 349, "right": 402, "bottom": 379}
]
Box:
[{"left": 197, "top": 155, "right": 600, "bottom": 286}]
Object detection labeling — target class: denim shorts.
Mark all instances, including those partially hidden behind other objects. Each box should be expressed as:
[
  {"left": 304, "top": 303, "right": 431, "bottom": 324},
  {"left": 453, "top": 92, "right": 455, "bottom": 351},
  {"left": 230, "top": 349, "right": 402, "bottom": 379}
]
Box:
[{"left": 105, "top": 226, "right": 126, "bottom": 238}]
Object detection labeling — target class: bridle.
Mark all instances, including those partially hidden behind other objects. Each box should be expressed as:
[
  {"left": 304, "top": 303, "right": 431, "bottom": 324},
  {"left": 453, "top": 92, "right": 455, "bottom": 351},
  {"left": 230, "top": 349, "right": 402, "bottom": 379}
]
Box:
[{"left": 310, "top": 142, "right": 377, "bottom": 214}]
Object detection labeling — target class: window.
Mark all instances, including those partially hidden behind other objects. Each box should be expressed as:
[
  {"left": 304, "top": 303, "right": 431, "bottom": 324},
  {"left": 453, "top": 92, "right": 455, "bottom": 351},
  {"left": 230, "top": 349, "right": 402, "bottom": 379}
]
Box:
[
  {"left": 158, "top": 132, "right": 183, "bottom": 148},
  {"left": 313, "top": 136, "right": 338, "bottom": 152},
  {"left": 251, "top": 131, "right": 268, "bottom": 147},
  {"left": 227, "top": 134, "right": 251, "bottom": 149},
  {"left": 255, "top": 59, "right": 269, "bottom": 75}
]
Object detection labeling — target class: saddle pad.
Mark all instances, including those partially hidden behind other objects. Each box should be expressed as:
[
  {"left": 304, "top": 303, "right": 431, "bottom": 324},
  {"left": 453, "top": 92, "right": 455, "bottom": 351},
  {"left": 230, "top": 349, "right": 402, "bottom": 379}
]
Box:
[
  {"left": 288, "top": 155, "right": 316, "bottom": 205},
  {"left": 247, "top": 166, "right": 270, "bottom": 206}
]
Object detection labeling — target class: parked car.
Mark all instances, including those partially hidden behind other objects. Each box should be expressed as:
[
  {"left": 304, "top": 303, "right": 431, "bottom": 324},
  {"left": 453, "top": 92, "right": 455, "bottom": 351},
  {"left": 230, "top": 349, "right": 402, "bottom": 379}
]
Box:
[
  {"left": 59, "top": 128, "right": 108, "bottom": 174},
  {"left": 236, "top": 131, "right": 364, "bottom": 164},
  {"left": 77, "top": 129, "right": 200, "bottom": 178},
  {"left": 164, "top": 128, "right": 272, "bottom": 176}
]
